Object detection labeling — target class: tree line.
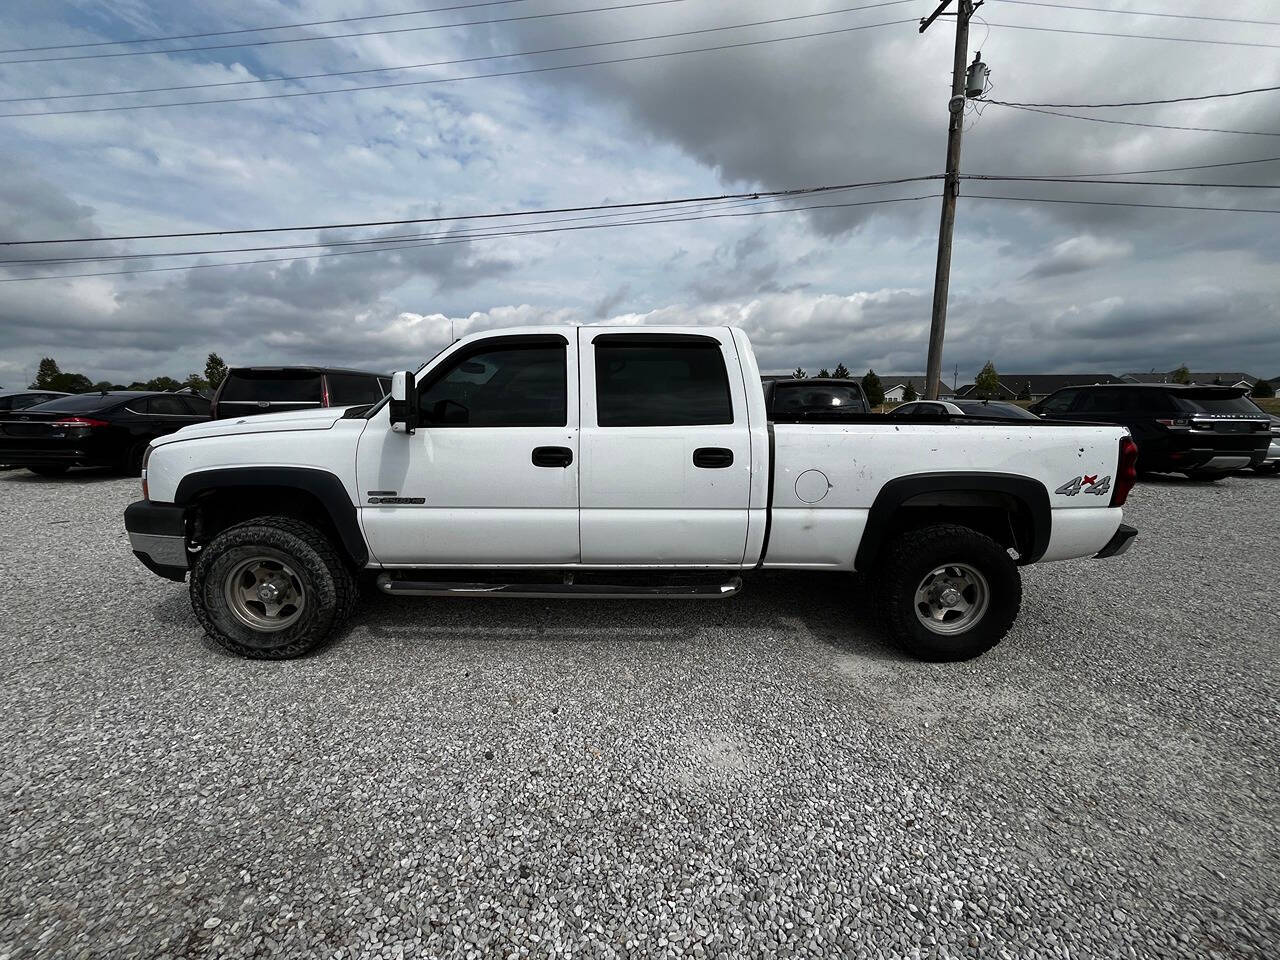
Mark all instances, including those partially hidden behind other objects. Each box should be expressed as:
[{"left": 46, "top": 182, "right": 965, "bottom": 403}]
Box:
[{"left": 26, "top": 353, "right": 228, "bottom": 395}]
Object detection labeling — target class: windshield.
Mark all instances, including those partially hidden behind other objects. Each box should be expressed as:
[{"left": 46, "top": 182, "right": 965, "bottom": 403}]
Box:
[{"left": 953, "top": 400, "right": 1040, "bottom": 420}]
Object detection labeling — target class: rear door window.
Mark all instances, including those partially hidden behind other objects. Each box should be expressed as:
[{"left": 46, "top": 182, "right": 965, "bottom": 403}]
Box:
[
  {"left": 326, "top": 373, "right": 383, "bottom": 406},
  {"left": 1038, "top": 389, "right": 1079, "bottom": 415},
  {"left": 594, "top": 336, "right": 732, "bottom": 427},
  {"left": 145, "top": 396, "right": 191, "bottom": 416}
]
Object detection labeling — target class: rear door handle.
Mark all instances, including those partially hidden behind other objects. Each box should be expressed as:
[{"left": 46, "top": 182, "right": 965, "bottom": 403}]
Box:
[
  {"left": 693, "top": 447, "right": 734, "bottom": 468},
  {"left": 532, "top": 446, "right": 573, "bottom": 468}
]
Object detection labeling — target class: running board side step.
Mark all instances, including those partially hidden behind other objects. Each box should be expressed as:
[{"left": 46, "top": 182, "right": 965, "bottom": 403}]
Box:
[{"left": 376, "top": 574, "right": 743, "bottom": 600}]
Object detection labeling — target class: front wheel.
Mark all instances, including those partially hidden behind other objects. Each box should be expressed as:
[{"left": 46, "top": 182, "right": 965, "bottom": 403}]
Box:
[
  {"left": 190, "top": 516, "right": 356, "bottom": 660},
  {"left": 877, "top": 524, "right": 1022, "bottom": 661}
]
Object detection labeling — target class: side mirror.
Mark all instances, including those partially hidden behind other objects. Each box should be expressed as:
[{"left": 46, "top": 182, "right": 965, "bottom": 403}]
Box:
[{"left": 388, "top": 371, "right": 419, "bottom": 434}]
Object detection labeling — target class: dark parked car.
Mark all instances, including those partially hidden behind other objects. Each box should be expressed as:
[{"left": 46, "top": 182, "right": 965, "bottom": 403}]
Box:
[
  {"left": 763, "top": 378, "right": 869, "bottom": 421},
  {"left": 212, "top": 366, "right": 390, "bottom": 419},
  {"left": 889, "top": 399, "right": 1041, "bottom": 420},
  {"left": 0, "top": 389, "right": 70, "bottom": 411},
  {"left": 1030, "top": 384, "right": 1271, "bottom": 479},
  {"left": 0, "top": 391, "right": 211, "bottom": 476}
]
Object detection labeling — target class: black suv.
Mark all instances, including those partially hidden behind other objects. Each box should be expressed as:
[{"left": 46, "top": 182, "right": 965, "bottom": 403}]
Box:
[
  {"left": 763, "top": 378, "right": 869, "bottom": 421},
  {"left": 212, "top": 367, "right": 390, "bottom": 419},
  {"left": 0, "top": 391, "right": 211, "bottom": 476},
  {"left": 1030, "top": 384, "right": 1271, "bottom": 479}
]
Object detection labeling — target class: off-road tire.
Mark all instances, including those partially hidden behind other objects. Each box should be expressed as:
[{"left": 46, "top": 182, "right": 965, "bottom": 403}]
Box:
[
  {"left": 28, "top": 465, "right": 69, "bottom": 477},
  {"left": 190, "top": 516, "right": 357, "bottom": 660},
  {"left": 877, "top": 523, "right": 1021, "bottom": 662}
]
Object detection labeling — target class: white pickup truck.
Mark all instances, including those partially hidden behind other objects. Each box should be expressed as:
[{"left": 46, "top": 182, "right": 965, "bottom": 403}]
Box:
[{"left": 125, "top": 326, "right": 1138, "bottom": 662}]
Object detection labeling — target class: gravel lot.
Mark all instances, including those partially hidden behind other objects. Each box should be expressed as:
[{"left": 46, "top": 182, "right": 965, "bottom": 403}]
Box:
[{"left": 1, "top": 469, "right": 1276, "bottom": 960}]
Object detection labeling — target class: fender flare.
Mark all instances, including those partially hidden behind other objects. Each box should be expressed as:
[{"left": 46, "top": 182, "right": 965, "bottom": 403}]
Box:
[
  {"left": 174, "top": 466, "right": 368, "bottom": 566},
  {"left": 855, "top": 472, "right": 1051, "bottom": 571}
]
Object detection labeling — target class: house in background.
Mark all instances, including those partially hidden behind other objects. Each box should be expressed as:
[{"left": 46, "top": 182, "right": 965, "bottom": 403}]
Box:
[
  {"left": 1121, "top": 371, "right": 1259, "bottom": 389},
  {"left": 955, "top": 373, "right": 1124, "bottom": 401},
  {"left": 881, "top": 377, "right": 956, "bottom": 402}
]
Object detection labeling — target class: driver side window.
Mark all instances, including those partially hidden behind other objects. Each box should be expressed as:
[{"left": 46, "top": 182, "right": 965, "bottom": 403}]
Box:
[{"left": 417, "top": 342, "right": 567, "bottom": 427}]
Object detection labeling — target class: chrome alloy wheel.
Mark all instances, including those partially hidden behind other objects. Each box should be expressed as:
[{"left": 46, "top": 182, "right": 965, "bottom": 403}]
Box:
[
  {"left": 913, "top": 563, "right": 990, "bottom": 635},
  {"left": 223, "top": 555, "right": 306, "bottom": 632}
]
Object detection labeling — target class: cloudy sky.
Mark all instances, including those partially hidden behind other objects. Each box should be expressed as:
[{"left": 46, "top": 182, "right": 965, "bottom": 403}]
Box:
[{"left": 2, "top": 0, "right": 1278, "bottom": 387}]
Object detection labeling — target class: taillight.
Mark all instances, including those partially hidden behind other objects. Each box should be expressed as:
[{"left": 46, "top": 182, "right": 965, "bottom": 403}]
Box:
[
  {"left": 1111, "top": 436, "right": 1139, "bottom": 507},
  {"left": 51, "top": 417, "right": 109, "bottom": 428}
]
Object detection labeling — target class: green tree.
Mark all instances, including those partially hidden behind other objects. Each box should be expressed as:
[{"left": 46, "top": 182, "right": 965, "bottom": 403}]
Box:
[
  {"left": 832, "top": 362, "right": 850, "bottom": 379},
  {"left": 204, "top": 352, "right": 228, "bottom": 388},
  {"left": 1171, "top": 364, "right": 1191, "bottom": 385},
  {"left": 183, "top": 372, "right": 209, "bottom": 393},
  {"left": 1252, "top": 378, "right": 1276, "bottom": 398},
  {"left": 974, "top": 361, "right": 1001, "bottom": 398},
  {"left": 145, "top": 376, "right": 182, "bottom": 392},
  {"left": 902, "top": 382, "right": 919, "bottom": 402},
  {"left": 1016, "top": 380, "right": 1032, "bottom": 401},
  {"left": 862, "top": 369, "right": 885, "bottom": 408},
  {"left": 817, "top": 368, "right": 830, "bottom": 378},
  {"left": 792, "top": 368, "right": 807, "bottom": 379},
  {"left": 31, "top": 357, "right": 61, "bottom": 389}
]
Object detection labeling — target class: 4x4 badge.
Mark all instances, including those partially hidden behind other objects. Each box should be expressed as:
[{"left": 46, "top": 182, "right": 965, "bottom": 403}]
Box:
[{"left": 1055, "top": 475, "right": 1111, "bottom": 497}]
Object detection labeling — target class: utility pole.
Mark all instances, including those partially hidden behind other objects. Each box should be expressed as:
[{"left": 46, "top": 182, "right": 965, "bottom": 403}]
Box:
[{"left": 920, "top": 0, "right": 983, "bottom": 399}]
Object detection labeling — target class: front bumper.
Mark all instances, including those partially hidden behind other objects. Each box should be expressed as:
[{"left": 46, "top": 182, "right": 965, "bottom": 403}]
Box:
[
  {"left": 1095, "top": 523, "right": 1138, "bottom": 559},
  {"left": 124, "top": 500, "right": 188, "bottom": 582}
]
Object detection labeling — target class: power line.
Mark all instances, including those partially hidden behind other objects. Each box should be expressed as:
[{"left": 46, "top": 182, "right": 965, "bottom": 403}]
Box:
[
  {"left": 0, "top": 0, "right": 699, "bottom": 65},
  {"left": 967, "top": 194, "right": 1280, "bottom": 214},
  {"left": 0, "top": 194, "right": 941, "bottom": 283},
  {"left": 0, "top": 175, "right": 942, "bottom": 246},
  {"left": 989, "top": 84, "right": 1280, "bottom": 110},
  {"left": 988, "top": 102, "right": 1280, "bottom": 137},
  {"left": 984, "top": 20, "right": 1280, "bottom": 50},
  {"left": 0, "top": 4, "right": 912, "bottom": 105},
  {"left": 962, "top": 175, "right": 1280, "bottom": 189},
  {"left": 0, "top": 181, "right": 936, "bottom": 264},
  {"left": 994, "top": 1, "right": 1280, "bottom": 28},
  {"left": 0, "top": 0, "right": 530, "bottom": 54},
  {"left": 0, "top": 18, "right": 917, "bottom": 120},
  {"left": 983, "top": 154, "right": 1280, "bottom": 179}
]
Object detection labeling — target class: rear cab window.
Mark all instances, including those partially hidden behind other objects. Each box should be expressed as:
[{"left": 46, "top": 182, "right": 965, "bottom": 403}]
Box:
[{"left": 770, "top": 382, "right": 867, "bottom": 419}]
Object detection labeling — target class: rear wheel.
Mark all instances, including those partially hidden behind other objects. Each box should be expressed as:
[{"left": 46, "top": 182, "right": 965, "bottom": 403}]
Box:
[
  {"left": 28, "top": 465, "right": 69, "bottom": 477},
  {"left": 877, "top": 524, "right": 1021, "bottom": 661},
  {"left": 190, "top": 516, "right": 356, "bottom": 660}
]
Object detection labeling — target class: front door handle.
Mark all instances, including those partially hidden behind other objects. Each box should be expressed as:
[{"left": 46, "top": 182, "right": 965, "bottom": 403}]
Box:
[
  {"left": 532, "top": 446, "right": 573, "bottom": 468},
  {"left": 693, "top": 447, "right": 734, "bottom": 468}
]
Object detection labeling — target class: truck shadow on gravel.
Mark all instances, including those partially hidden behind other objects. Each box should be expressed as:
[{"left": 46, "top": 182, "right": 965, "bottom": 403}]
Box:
[{"left": 341, "top": 570, "right": 904, "bottom": 662}]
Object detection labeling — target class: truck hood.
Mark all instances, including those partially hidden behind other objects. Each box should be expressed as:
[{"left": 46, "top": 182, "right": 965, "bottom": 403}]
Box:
[{"left": 152, "top": 407, "right": 351, "bottom": 447}]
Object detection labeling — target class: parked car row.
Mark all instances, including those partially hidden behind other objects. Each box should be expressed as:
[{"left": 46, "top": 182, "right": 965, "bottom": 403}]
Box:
[
  {"left": 0, "top": 366, "right": 388, "bottom": 476},
  {"left": 872, "top": 382, "right": 1275, "bottom": 481}
]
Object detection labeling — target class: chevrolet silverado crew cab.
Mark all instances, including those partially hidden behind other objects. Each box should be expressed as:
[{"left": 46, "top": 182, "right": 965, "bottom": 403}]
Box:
[{"left": 125, "top": 326, "right": 1139, "bottom": 662}]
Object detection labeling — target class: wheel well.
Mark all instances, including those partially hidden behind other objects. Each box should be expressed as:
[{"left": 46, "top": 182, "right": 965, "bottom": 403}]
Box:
[
  {"left": 189, "top": 486, "right": 349, "bottom": 563},
  {"left": 886, "top": 491, "right": 1036, "bottom": 560},
  {"left": 855, "top": 473, "right": 1051, "bottom": 571}
]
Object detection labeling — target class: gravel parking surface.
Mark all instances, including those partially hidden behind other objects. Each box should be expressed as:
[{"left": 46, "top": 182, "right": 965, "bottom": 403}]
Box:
[{"left": 1, "top": 469, "right": 1276, "bottom": 959}]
